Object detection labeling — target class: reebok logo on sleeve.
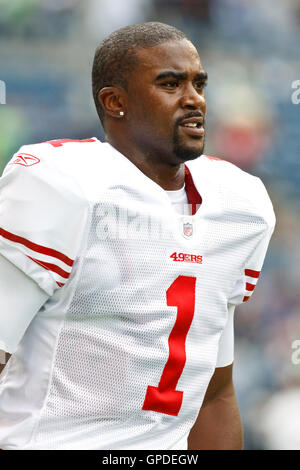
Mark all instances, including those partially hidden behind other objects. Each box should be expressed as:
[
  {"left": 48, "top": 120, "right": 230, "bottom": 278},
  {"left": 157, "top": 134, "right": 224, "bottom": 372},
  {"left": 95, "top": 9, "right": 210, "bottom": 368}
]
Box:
[{"left": 10, "top": 153, "right": 40, "bottom": 167}]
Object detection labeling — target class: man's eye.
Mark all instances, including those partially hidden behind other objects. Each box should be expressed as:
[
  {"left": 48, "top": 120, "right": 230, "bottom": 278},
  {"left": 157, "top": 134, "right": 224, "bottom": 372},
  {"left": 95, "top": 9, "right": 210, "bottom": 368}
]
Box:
[
  {"left": 195, "top": 81, "right": 207, "bottom": 90},
  {"left": 162, "top": 81, "right": 178, "bottom": 88}
]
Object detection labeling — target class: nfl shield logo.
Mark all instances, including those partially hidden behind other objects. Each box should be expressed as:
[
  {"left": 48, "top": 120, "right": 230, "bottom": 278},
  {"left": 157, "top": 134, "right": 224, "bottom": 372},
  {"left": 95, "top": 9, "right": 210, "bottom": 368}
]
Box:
[{"left": 183, "top": 222, "right": 193, "bottom": 238}]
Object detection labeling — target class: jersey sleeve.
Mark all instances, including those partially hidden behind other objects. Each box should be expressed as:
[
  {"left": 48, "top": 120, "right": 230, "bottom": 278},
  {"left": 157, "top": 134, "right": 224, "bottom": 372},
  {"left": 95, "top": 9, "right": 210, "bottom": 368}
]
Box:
[
  {"left": 0, "top": 254, "right": 49, "bottom": 354},
  {"left": 0, "top": 144, "right": 89, "bottom": 296},
  {"left": 228, "top": 179, "right": 276, "bottom": 306},
  {"left": 215, "top": 304, "right": 234, "bottom": 368}
]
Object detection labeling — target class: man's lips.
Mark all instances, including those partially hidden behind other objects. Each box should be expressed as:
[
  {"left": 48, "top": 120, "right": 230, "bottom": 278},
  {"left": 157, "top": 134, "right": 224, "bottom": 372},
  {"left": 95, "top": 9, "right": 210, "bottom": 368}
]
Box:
[
  {"left": 178, "top": 116, "right": 205, "bottom": 137},
  {"left": 179, "top": 116, "right": 204, "bottom": 126}
]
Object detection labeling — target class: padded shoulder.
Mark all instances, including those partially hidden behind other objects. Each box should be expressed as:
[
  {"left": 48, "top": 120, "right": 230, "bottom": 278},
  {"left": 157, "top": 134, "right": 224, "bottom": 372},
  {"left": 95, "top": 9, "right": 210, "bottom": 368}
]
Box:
[{"left": 187, "top": 155, "right": 276, "bottom": 230}]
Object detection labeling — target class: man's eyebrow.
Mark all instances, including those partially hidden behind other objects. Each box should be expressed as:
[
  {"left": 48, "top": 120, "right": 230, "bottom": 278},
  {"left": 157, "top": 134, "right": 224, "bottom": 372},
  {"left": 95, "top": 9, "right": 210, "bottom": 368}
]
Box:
[
  {"left": 154, "top": 71, "right": 208, "bottom": 81},
  {"left": 194, "top": 72, "right": 208, "bottom": 81}
]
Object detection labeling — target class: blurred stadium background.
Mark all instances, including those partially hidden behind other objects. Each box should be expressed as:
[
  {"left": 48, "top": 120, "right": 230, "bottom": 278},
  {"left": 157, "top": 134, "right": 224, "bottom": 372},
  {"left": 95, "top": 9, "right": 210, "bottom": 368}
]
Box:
[{"left": 1, "top": 0, "right": 300, "bottom": 450}]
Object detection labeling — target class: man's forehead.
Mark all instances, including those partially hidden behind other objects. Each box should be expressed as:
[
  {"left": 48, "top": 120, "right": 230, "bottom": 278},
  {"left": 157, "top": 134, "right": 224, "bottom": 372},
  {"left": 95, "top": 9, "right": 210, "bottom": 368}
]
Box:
[{"left": 135, "top": 39, "right": 203, "bottom": 73}]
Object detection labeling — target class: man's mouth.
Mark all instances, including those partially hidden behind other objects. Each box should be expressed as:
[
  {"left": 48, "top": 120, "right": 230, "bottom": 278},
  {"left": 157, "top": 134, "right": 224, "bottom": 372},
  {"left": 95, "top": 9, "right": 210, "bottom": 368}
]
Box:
[{"left": 179, "top": 117, "right": 205, "bottom": 136}]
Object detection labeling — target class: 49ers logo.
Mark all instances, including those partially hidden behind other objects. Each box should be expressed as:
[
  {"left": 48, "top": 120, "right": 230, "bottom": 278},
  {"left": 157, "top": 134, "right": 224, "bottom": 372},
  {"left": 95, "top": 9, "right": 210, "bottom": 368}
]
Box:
[
  {"left": 170, "top": 252, "right": 203, "bottom": 264},
  {"left": 10, "top": 153, "right": 40, "bottom": 167}
]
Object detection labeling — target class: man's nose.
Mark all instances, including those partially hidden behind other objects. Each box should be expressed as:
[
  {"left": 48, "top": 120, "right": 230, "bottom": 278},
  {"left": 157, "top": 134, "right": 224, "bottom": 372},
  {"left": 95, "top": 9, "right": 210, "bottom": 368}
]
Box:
[{"left": 180, "top": 84, "right": 206, "bottom": 110}]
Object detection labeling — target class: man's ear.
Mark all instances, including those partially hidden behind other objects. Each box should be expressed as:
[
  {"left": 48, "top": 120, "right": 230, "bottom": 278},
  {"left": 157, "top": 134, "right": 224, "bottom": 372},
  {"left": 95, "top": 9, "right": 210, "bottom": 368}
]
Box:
[{"left": 98, "top": 87, "right": 127, "bottom": 119}]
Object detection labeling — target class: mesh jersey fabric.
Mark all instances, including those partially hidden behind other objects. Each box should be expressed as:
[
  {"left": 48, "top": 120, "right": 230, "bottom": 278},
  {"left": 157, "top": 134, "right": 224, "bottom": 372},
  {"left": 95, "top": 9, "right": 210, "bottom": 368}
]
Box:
[
  {"left": 0, "top": 138, "right": 275, "bottom": 449},
  {"left": 0, "top": 180, "right": 233, "bottom": 359},
  {"left": 165, "top": 186, "right": 234, "bottom": 368}
]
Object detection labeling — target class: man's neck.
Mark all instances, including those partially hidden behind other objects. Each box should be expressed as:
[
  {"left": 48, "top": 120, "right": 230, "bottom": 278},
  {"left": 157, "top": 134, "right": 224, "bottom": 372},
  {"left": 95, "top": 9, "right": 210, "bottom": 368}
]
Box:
[{"left": 106, "top": 137, "right": 185, "bottom": 191}]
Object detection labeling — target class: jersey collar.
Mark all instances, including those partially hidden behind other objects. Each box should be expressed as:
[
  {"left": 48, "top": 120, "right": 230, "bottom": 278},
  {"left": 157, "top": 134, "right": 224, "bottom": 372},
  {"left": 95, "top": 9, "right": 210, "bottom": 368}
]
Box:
[{"left": 184, "top": 165, "right": 202, "bottom": 215}]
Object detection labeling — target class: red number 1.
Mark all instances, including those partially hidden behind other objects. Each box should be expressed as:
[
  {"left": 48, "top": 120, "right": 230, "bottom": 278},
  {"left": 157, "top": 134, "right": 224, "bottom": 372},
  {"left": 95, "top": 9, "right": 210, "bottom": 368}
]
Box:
[{"left": 142, "top": 276, "right": 196, "bottom": 416}]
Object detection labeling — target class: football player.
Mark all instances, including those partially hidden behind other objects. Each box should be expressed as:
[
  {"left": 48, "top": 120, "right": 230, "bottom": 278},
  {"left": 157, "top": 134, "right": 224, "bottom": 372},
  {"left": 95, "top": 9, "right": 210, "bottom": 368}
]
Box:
[{"left": 0, "top": 22, "right": 275, "bottom": 450}]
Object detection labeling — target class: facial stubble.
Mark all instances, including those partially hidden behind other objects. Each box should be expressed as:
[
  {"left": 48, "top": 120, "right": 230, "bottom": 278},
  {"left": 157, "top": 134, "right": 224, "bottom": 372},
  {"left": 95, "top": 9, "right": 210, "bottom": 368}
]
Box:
[{"left": 172, "top": 125, "right": 205, "bottom": 162}]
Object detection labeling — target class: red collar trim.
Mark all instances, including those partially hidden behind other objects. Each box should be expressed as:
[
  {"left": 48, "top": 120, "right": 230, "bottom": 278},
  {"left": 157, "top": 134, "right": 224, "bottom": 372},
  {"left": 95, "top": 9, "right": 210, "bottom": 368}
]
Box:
[{"left": 184, "top": 165, "right": 202, "bottom": 215}]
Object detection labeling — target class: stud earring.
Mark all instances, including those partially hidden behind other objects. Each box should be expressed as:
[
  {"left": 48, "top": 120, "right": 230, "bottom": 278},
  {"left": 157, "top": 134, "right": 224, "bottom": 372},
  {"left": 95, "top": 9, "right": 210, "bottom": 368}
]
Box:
[{"left": 119, "top": 111, "right": 124, "bottom": 116}]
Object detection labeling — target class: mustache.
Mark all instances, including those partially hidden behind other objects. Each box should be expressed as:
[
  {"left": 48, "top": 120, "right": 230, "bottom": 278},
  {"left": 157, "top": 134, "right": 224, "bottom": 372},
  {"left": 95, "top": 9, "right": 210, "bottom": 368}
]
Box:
[{"left": 175, "top": 112, "right": 205, "bottom": 128}]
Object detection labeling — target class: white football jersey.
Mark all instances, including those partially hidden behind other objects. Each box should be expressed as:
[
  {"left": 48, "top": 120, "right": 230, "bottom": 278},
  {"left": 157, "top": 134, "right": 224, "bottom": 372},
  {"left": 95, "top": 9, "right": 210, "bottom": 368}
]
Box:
[{"left": 0, "top": 138, "right": 275, "bottom": 450}]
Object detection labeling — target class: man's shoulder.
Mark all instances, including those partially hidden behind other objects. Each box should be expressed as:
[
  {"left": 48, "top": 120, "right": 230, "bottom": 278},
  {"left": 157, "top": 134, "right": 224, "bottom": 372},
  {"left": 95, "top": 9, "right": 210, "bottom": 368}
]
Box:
[
  {"left": 187, "top": 154, "right": 275, "bottom": 228},
  {"left": 187, "top": 154, "right": 264, "bottom": 194},
  {"left": 188, "top": 153, "right": 257, "bottom": 183},
  {"left": 3, "top": 137, "right": 111, "bottom": 204},
  {"left": 13, "top": 137, "right": 101, "bottom": 168},
  {"left": 7, "top": 137, "right": 107, "bottom": 185}
]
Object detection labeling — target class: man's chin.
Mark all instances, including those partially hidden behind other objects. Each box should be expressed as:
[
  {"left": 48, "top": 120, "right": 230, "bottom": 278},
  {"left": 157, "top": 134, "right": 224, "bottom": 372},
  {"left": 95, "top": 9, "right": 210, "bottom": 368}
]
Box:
[{"left": 173, "top": 142, "right": 205, "bottom": 162}]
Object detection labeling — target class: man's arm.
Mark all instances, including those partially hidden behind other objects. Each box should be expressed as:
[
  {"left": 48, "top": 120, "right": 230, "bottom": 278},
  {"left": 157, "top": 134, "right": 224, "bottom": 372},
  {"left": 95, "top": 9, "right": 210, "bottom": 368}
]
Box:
[
  {"left": 188, "top": 364, "right": 243, "bottom": 450},
  {"left": 0, "top": 254, "right": 49, "bottom": 365}
]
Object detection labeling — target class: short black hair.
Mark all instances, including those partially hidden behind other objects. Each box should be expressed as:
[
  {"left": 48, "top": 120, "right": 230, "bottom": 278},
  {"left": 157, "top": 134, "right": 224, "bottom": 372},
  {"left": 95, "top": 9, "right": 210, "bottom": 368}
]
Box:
[{"left": 92, "top": 22, "right": 187, "bottom": 126}]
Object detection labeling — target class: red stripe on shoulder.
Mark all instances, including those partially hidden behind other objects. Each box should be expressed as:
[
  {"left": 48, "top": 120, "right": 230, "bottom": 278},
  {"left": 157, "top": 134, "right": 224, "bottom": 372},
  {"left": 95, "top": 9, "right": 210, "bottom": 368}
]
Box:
[
  {"left": 46, "top": 138, "right": 96, "bottom": 148},
  {"left": 0, "top": 227, "right": 74, "bottom": 267},
  {"left": 203, "top": 155, "right": 223, "bottom": 161}
]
